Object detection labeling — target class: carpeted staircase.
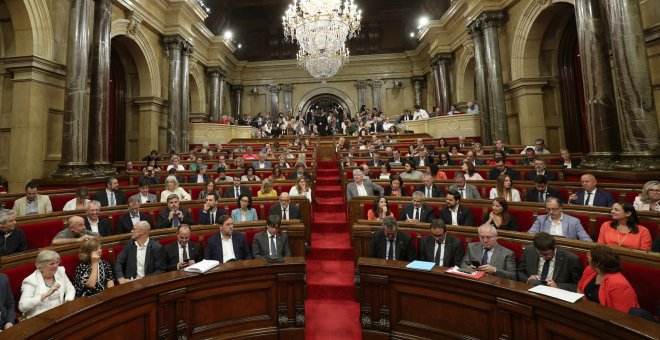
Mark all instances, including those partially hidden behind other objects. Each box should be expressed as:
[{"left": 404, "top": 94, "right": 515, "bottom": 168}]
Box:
[{"left": 305, "top": 161, "right": 361, "bottom": 339}]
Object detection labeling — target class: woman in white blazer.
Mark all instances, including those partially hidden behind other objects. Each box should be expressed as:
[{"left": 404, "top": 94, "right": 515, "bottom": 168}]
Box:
[{"left": 19, "top": 250, "right": 75, "bottom": 319}]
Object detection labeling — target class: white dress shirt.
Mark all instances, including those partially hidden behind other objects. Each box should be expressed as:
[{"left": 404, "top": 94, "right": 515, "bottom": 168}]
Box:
[
  {"left": 135, "top": 239, "right": 149, "bottom": 278},
  {"left": 221, "top": 236, "right": 236, "bottom": 263},
  {"left": 449, "top": 207, "right": 459, "bottom": 226},
  {"left": 356, "top": 183, "right": 368, "bottom": 196},
  {"left": 549, "top": 214, "right": 564, "bottom": 237},
  {"left": 88, "top": 219, "right": 99, "bottom": 234},
  {"left": 537, "top": 254, "right": 556, "bottom": 280}
]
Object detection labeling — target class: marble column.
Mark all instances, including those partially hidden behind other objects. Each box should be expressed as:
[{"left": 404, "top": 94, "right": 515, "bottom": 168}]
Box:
[
  {"left": 282, "top": 84, "right": 293, "bottom": 113},
  {"left": 163, "top": 35, "right": 183, "bottom": 153},
  {"left": 87, "top": 0, "right": 113, "bottom": 174},
  {"left": 574, "top": 0, "right": 621, "bottom": 168},
  {"left": 369, "top": 80, "right": 383, "bottom": 111},
  {"left": 435, "top": 54, "right": 452, "bottom": 113},
  {"left": 603, "top": 0, "right": 660, "bottom": 162},
  {"left": 355, "top": 80, "right": 368, "bottom": 110},
  {"left": 180, "top": 41, "right": 193, "bottom": 152},
  {"left": 56, "top": 0, "right": 92, "bottom": 177},
  {"left": 268, "top": 85, "right": 280, "bottom": 118},
  {"left": 480, "top": 11, "right": 508, "bottom": 141},
  {"left": 467, "top": 21, "right": 491, "bottom": 144},
  {"left": 231, "top": 85, "right": 243, "bottom": 117},
  {"left": 412, "top": 76, "right": 425, "bottom": 107},
  {"left": 207, "top": 67, "right": 222, "bottom": 122},
  {"left": 431, "top": 60, "right": 441, "bottom": 111},
  {"left": 217, "top": 72, "right": 226, "bottom": 120}
]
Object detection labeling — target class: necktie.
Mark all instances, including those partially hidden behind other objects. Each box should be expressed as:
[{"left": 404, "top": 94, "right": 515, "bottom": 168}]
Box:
[
  {"left": 427, "top": 187, "right": 431, "bottom": 198},
  {"left": 283, "top": 208, "right": 287, "bottom": 220},
  {"left": 172, "top": 215, "right": 180, "bottom": 228},
  {"left": 270, "top": 235, "right": 277, "bottom": 256},
  {"left": 210, "top": 212, "right": 215, "bottom": 225},
  {"left": 110, "top": 192, "right": 116, "bottom": 206},
  {"left": 481, "top": 249, "right": 489, "bottom": 265},
  {"left": 182, "top": 245, "right": 189, "bottom": 261},
  {"left": 415, "top": 208, "right": 420, "bottom": 221},
  {"left": 387, "top": 240, "right": 394, "bottom": 260},
  {"left": 585, "top": 192, "right": 592, "bottom": 205},
  {"left": 235, "top": 188, "right": 240, "bottom": 197},
  {"left": 434, "top": 244, "right": 441, "bottom": 266},
  {"left": 540, "top": 260, "right": 550, "bottom": 281},
  {"left": 538, "top": 191, "right": 544, "bottom": 203},
  {"left": 460, "top": 188, "right": 465, "bottom": 198}
]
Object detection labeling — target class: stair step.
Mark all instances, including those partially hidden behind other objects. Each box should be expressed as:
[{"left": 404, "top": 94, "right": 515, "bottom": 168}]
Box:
[{"left": 305, "top": 300, "right": 361, "bottom": 339}]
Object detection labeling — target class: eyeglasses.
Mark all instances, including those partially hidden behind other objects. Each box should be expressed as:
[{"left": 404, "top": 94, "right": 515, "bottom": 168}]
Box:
[
  {"left": 648, "top": 189, "right": 660, "bottom": 193},
  {"left": 546, "top": 207, "right": 560, "bottom": 211}
]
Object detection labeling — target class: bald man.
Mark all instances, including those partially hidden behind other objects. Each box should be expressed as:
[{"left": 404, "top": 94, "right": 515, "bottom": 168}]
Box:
[
  {"left": 52, "top": 216, "right": 99, "bottom": 246},
  {"left": 568, "top": 174, "right": 614, "bottom": 207},
  {"left": 268, "top": 192, "right": 300, "bottom": 221}
]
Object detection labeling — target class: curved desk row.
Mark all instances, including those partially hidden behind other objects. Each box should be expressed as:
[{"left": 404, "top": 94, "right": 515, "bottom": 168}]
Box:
[
  {"left": 4, "top": 258, "right": 306, "bottom": 339},
  {"left": 357, "top": 258, "right": 659, "bottom": 339}
]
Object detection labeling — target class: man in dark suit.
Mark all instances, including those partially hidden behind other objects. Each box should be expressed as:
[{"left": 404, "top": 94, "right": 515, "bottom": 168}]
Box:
[
  {"left": 414, "top": 175, "right": 444, "bottom": 199},
  {"left": 368, "top": 217, "right": 416, "bottom": 261},
  {"left": 387, "top": 149, "right": 407, "bottom": 166},
  {"left": 114, "top": 221, "right": 165, "bottom": 283},
  {"left": 524, "top": 175, "right": 561, "bottom": 203},
  {"left": 568, "top": 174, "right": 615, "bottom": 207},
  {"left": 460, "top": 224, "right": 516, "bottom": 280},
  {"left": 93, "top": 176, "right": 126, "bottom": 207},
  {"left": 83, "top": 201, "right": 112, "bottom": 236},
  {"left": 517, "top": 232, "right": 583, "bottom": 292},
  {"left": 369, "top": 117, "right": 384, "bottom": 133},
  {"left": 223, "top": 177, "right": 251, "bottom": 199},
  {"left": 156, "top": 194, "right": 195, "bottom": 229},
  {"left": 288, "top": 163, "right": 312, "bottom": 180},
  {"left": 413, "top": 149, "right": 433, "bottom": 167},
  {"left": 252, "top": 215, "right": 291, "bottom": 258},
  {"left": 268, "top": 192, "right": 301, "bottom": 221},
  {"left": 116, "top": 197, "right": 153, "bottom": 234},
  {"left": 366, "top": 153, "right": 383, "bottom": 167},
  {"left": 518, "top": 148, "right": 537, "bottom": 166},
  {"left": 198, "top": 193, "right": 227, "bottom": 225},
  {"left": 525, "top": 159, "right": 557, "bottom": 181},
  {"left": 464, "top": 151, "right": 484, "bottom": 166},
  {"left": 0, "top": 273, "right": 15, "bottom": 329},
  {"left": 161, "top": 224, "right": 203, "bottom": 271},
  {"left": 188, "top": 166, "right": 209, "bottom": 184},
  {"left": 399, "top": 191, "right": 435, "bottom": 223},
  {"left": 493, "top": 139, "right": 513, "bottom": 154},
  {"left": 418, "top": 219, "right": 464, "bottom": 267},
  {"left": 204, "top": 215, "right": 253, "bottom": 263},
  {"left": 0, "top": 209, "right": 27, "bottom": 256},
  {"left": 488, "top": 158, "right": 519, "bottom": 180},
  {"left": 439, "top": 190, "right": 474, "bottom": 226}
]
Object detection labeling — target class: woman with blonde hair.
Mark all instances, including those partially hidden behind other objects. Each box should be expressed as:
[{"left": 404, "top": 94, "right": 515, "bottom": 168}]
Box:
[
  {"left": 489, "top": 174, "right": 521, "bottom": 202},
  {"left": 289, "top": 176, "right": 312, "bottom": 202},
  {"left": 166, "top": 155, "right": 185, "bottom": 171},
  {"left": 160, "top": 175, "right": 191, "bottom": 202},
  {"left": 19, "top": 250, "right": 75, "bottom": 319},
  {"left": 258, "top": 178, "right": 278, "bottom": 197},
  {"left": 633, "top": 180, "right": 660, "bottom": 212},
  {"left": 73, "top": 239, "right": 115, "bottom": 296}
]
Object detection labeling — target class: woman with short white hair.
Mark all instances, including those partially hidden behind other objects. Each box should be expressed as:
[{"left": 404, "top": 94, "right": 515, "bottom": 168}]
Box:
[
  {"left": 159, "top": 175, "right": 191, "bottom": 202},
  {"left": 19, "top": 250, "right": 75, "bottom": 319}
]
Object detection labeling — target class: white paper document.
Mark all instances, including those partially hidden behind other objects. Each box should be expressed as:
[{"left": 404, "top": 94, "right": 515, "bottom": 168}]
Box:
[
  {"left": 184, "top": 259, "right": 220, "bottom": 273},
  {"left": 528, "top": 285, "right": 584, "bottom": 303}
]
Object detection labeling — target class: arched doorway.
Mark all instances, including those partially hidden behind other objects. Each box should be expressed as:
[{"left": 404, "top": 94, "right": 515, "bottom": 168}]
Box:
[{"left": 302, "top": 94, "right": 351, "bottom": 116}]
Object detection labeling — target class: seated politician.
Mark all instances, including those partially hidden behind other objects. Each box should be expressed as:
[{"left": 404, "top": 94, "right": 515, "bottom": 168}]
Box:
[
  {"left": 517, "top": 232, "right": 583, "bottom": 292},
  {"left": 116, "top": 197, "right": 153, "bottom": 235},
  {"left": 198, "top": 193, "right": 227, "bottom": 225},
  {"left": 19, "top": 250, "right": 75, "bottom": 319},
  {"left": 0, "top": 273, "right": 15, "bottom": 329},
  {"left": 0, "top": 209, "right": 27, "bottom": 256},
  {"left": 73, "top": 239, "right": 115, "bottom": 296},
  {"left": 204, "top": 215, "right": 253, "bottom": 263},
  {"left": 252, "top": 215, "right": 291, "bottom": 258},
  {"left": 367, "top": 217, "right": 416, "bottom": 262},
  {"left": 114, "top": 221, "right": 165, "bottom": 283},
  {"left": 528, "top": 197, "right": 592, "bottom": 241},
  {"left": 460, "top": 224, "right": 516, "bottom": 280},
  {"left": 439, "top": 190, "right": 474, "bottom": 226},
  {"left": 52, "top": 216, "right": 99, "bottom": 246},
  {"left": 231, "top": 194, "right": 258, "bottom": 222},
  {"left": 156, "top": 194, "right": 195, "bottom": 229},
  {"left": 398, "top": 191, "right": 435, "bottom": 223},
  {"left": 418, "top": 219, "right": 463, "bottom": 267},
  {"left": 161, "top": 224, "right": 203, "bottom": 271},
  {"left": 524, "top": 175, "right": 561, "bottom": 203},
  {"left": 268, "top": 192, "right": 301, "bottom": 221}
]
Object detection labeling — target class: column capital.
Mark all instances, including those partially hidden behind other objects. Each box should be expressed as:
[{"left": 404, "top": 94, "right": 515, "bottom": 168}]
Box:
[
  {"left": 433, "top": 53, "right": 453, "bottom": 65},
  {"left": 355, "top": 80, "right": 369, "bottom": 89},
  {"left": 182, "top": 40, "right": 194, "bottom": 55},
  {"left": 206, "top": 67, "right": 226, "bottom": 78},
  {"left": 412, "top": 76, "right": 425, "bottom": 84},
  {"left": 466, "top": 19, "right": 482, "bottom": 37},
  {"left": 478, "top": 11, "right": 505, "bottom": 29},
  {"left": 369, "top": 80, "right": 384, "bottom": 88},
  {"left": 281, "top": 84, "right": 294, "bottom": 92},
  {"left": 231, "top": 85, "right": 243, "bottom": 92},
  {"left": 267, "top": 84, "right": 280, "bottom": 93},
  {"left": 163, "top": 35, "right": 184, "bottom": 51}
]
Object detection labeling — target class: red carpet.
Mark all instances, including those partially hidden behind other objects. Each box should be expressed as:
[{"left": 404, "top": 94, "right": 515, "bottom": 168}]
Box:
[{"left": 306, "top": 161, "right": 360, "bottom": 339}]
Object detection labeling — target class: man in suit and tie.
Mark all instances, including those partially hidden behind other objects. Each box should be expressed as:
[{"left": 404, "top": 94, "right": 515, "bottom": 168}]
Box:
[
  {"left": 370, "top": 117, "right": 384, "bottom": 134},
  {"left": 223, "top": 177, "right": 251, "bottom": 199},
  {"left": 488, "top": 158, "right": 519, "bottom": 180},
  {"left": 439, "top": 190, "right": 474, "bottom": 226},
  {"left": 524, "top": 175, "right": 561, "bottom": 203},
  {"left": 188, "top": 166, "right": 209, "bottom": 184},
  {"left": 528, "top": 197, "right": 592, "bottom": 241},
  {"left": 387, "top": 149, "right": 407, "bottom": 166},
  {"left": 418, "top": 219, "right": 464, "bottom": 267},
  {"left": 198, "top": 193, "right": 227, "bottom": 225},
  {"left": 413, "top": 149, "right": 433, "bottom": 167},
  {"left": 493, "top": 139, "right": 513, "bottom": 155},
  {"left": 268, "top": 192, "right": 301, "bottom": 221},
  {"left": 155, "top": 194, "right": 195, "bottom": 229},
  {"left": 525, "top": 159, "right": 557, "bottom": 181},
  {"left": 517, "top": 232, "right": 583, "bottom": 291},
  {"left": 447, "top": 173, "right": 481, "bottom": 200},
  {"left": 83, "top": 200, "right": 112, "bottom": 237},
  {"left": 568, "top": 174, "right": 615, "bottom": 207},
  {"left": 12, "top": 181, "right": 52, "bottom": 217},
  {"left": 346, "top": 168, "right": 384, "bottom": 201},
  {"left": 252, "top": 215, "right": 291, "bottom": 258},
  {"left": 93, "top": 177, "right": 126, "bottom": 207},
  {"left": 161, "top": 224, "right": 203, "bottom": 271},
  {"left": 414, "top": 174, "right": 444, "bottom": 199},
  {"left": 116, "top": 197, "right": 153, "bottom": 234},
  {"left": 399, "top": 191, "right": 435, "bottom": 223},
  {"left": 204, "top": 215, "right": 253, "bottom": 263},
  {"left": 366, "top": 153, "right": 382, "bottom": 167},
  {"left": 461, "top": 224, "right": 516, "bottom": 280},
  {"left": 115, "top": 221, "right": 165, "bottom": 283},
  {"left": 287, "top": 163, "right": 312, "bottom": 180},
  {"left": 130, "top": 180, "right": 158, "bottom": 204},
  {"left": 252, "top": 153, "right": 272, "bottom": 169},
  {"left": 368, "top": 217, "right": 416, "bottom": 261}
]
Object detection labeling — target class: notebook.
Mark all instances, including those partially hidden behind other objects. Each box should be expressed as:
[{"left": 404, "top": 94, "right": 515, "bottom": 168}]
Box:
[{"left": 406, "top": 261, "right": 435, "bottom": 271}]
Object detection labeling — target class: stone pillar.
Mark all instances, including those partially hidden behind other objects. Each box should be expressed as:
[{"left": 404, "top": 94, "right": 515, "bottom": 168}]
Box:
[
  {"left": 435, "top": 54, "right": 452, "bottom": 113},
  {"left": 369, "top": 80, "right": 383, "bottom": 111},
  {"left": 56, "top": 0, "right": 92, "bottom": 177},
  {"left": 231, "top": 85, "right": 243, "bottom": 117},
  {"left": 480, "top": 11, "right": 509, "bottom": 141},
  {"left": 207, "top": 67, "right": 222, "bottom": 122},
  {"left": 180, "top": 41, "right": 193, "bottom": 152},
  {"left": 603, "top": 0, "right": 660, "bottom": 166},
  {"left": 467, "top": 21, "right": 491, "bottom": 144},
  {"left": 355, "top": 80, "right": 368, "bottom": 110},
  {"left": 412, "top": 76, "right": 425, "bottom": 107},
  {"left": 431, "top": 61, "right": 442, "bottom": 111},
  {"left": 163, "top": 35, "right": 183, "bottom": 153},
  {"left": 282, "top": 84, "right": 293, "bottom": 113},
  {"left": 217, "top": 72, "right": 226, "bottom": 120},
  {"left": 87, "top": 0, "right": 114, "bottom": 174},
  {"left": 268, "top": 85, "right": 280, "bottom": 118}
]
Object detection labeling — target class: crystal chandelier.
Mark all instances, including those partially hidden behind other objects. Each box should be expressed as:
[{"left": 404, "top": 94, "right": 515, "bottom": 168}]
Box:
[{"left": 283, "top": 0, "right": 361, "bottom": 80}]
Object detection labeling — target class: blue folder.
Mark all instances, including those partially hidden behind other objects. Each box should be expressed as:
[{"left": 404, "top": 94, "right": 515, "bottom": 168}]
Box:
[{"left": 406, "top": 260, "right": 435, "bottom": 271}]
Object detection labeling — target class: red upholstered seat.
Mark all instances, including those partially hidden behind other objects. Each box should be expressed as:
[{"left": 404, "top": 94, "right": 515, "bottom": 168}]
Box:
[
  {"left": 159, "top": 237, "right": 178, "bottom": 246},
  {"left": 620, "top": 261, "right": 660, "bottom": 317},
  {"left": 49, "top": 193, "right": 77, "bottom": 211},
  {"left": 453, "top": 235, "right": 469, "bottom": 252},
  {"left": 4, "top": 263, "right": 36, "bottom": 307},
  {"left": 244, "top": 230, "right": 258, "bottom": 252},
  {"left": 404, "top": 231, "right": 418, "bottom": 255},
  {"left": 190, "top": 207, "right": 202, "bottom": 224},
  {"left": 59, "top": 254, "right": 80, "bottom": 278},
  {"left": 498, "top": 240, "right": 524, "bottom": 262},
  {"left": 570, "top": 213, "right": 593, "bottom": 238},
  {"left": 467, "top": 207, "right": 483, "bottom": 227},
  {"left": 189, "top": 187, "right": 203, "bottom": 200},
  {"left": 508, "top": 209, "right": 535, "bottom": 232},
  {"left": 19, "top": 219, "right": 66, "bottom": 249}
]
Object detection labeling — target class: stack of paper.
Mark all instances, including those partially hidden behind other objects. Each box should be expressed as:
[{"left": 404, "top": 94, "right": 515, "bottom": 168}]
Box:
[
  {"left": 445, "top": 266, "right": 486, "bottom": 279},
  {"left": 528, "top": 285, "right": 584, "bottom": 303},
  {"left": 184, "top": 259, "right": 220, "bottom": 273}
]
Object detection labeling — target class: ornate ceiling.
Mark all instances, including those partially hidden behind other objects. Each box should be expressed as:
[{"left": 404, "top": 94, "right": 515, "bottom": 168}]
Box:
[{"left": 204, "top": 0, "right": 451, "bottom": 61}]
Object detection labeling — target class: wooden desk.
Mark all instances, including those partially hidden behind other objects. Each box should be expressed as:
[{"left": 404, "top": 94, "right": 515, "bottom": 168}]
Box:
[
  {"left": 4, "top": 258, "right": 306, "bottom": 339},
  {"left": 357, "top": 257, "right": 659, "bottom": 339}
]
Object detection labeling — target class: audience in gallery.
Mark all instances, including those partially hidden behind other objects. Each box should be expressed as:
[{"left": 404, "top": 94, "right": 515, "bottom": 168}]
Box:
[
  {"left": 73, "top": 239, "right": 115, "bottom": 297},
  {"left": 19, "top": 250, "right": 75, "bottom": 319},
  {"left": 597, "top": 203, "right": 652, "bottom": 251},
  {"left": 159, "top": 176, "right": 191, "bottom": 202},
  {"left": 482, "top": 197, "right": 518, "bottom": 231},
  {"left": 489, "top": 174, "right": 521, "bottom": 202}
]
